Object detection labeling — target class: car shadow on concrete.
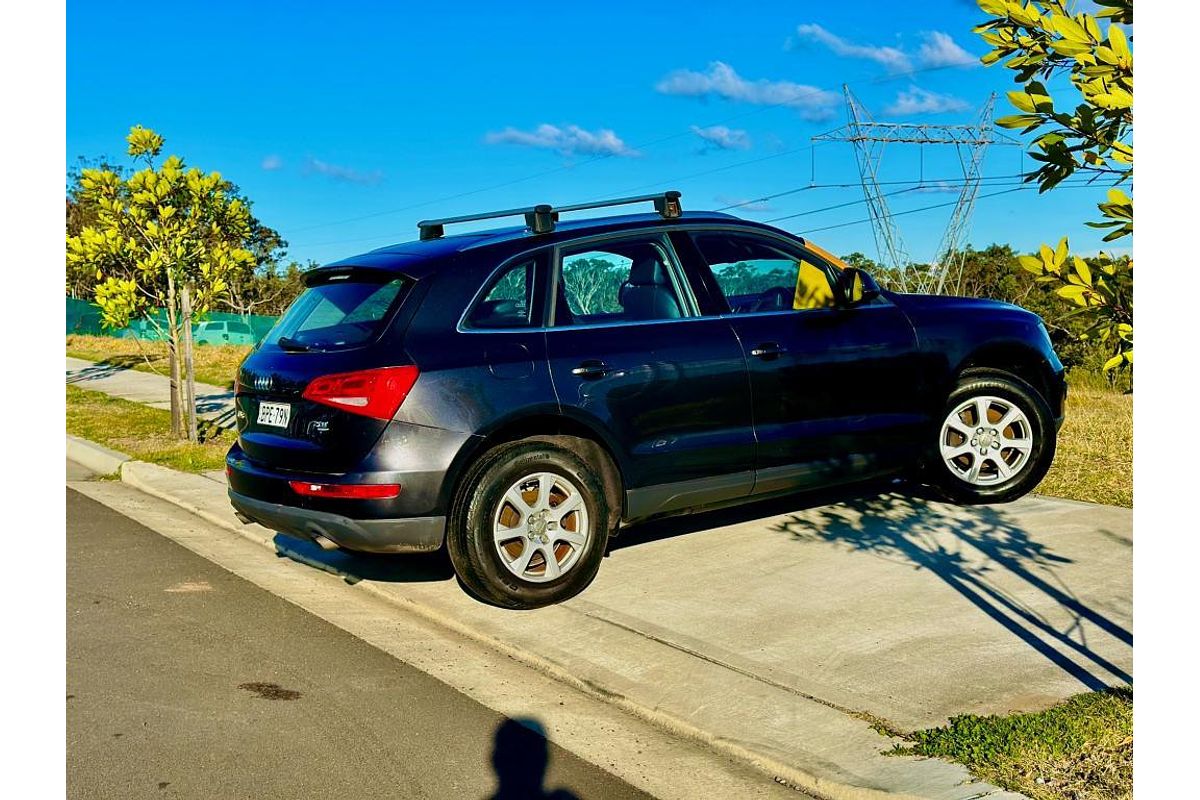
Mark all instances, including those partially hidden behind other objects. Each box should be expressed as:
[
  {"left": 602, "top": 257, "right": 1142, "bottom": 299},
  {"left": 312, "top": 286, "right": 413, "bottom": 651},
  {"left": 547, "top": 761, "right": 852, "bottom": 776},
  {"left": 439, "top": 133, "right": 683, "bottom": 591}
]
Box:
[
  {"left": 272, "top": 534, "right": 455, "bottom": 584},
  {"left": 616, "top": 478, "right": 1131, "bottom": 693}
]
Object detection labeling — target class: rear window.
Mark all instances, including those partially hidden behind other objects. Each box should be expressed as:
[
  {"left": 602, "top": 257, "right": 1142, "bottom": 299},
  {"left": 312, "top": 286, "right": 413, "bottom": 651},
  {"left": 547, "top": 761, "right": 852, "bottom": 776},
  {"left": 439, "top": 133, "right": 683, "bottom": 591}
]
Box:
[{"left": 262, "top": 274, "right": 410, "bottom": 350}]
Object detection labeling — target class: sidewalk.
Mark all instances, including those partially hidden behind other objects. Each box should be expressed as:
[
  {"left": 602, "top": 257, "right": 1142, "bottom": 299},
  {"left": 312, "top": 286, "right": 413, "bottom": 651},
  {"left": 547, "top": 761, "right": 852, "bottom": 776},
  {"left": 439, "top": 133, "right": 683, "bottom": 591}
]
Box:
[
  {"left": 94, "top": 445, "right": 1132, "bottom": 800},
  {"left": 66, "top": 356, "right": 235, "bottom": 425}
]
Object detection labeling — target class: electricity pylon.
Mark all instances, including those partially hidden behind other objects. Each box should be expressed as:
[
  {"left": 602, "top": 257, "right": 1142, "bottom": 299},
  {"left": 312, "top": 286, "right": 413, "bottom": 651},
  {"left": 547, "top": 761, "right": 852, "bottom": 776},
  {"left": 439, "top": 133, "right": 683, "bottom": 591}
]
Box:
[{"left": 813, "top": 87, "right": 1002, "bottom": 294}]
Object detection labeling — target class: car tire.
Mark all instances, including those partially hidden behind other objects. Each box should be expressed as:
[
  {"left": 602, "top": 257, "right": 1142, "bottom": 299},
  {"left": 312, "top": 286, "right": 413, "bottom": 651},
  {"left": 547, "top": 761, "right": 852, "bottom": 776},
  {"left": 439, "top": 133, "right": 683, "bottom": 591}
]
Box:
[
  {"left": 927, "top": 370, "right": 1057, "bottom": 504},
  {"left": 447, "top": 436, "right": 614, "bottom": 609}
]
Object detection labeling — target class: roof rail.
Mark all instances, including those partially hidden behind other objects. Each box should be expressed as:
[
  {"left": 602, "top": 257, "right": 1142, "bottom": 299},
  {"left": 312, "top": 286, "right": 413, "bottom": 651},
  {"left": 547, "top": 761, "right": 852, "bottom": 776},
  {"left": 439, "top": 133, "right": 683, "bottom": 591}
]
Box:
[{"left": 416, "top": 190, "right": 682, "bottom": 241}]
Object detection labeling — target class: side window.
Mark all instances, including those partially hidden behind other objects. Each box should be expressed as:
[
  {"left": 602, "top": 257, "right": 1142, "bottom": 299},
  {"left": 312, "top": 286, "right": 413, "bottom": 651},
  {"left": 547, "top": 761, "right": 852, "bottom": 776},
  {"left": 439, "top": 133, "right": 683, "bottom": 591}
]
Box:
[
  {"left": 466, "top": 258, "right": 538, "bottom": 328},
  {"left": 554, "top": 238, "right": 690, "bottom": 326},
  {"left": 690, "top": 232, "right": 836, "bottom": 314}
]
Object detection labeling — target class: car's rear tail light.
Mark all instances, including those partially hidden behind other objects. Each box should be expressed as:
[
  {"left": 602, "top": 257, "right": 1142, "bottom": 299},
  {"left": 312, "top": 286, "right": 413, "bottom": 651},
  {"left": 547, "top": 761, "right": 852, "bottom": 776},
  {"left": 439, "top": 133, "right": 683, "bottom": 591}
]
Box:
[
  {"left": 302, "top": 366, "right": 420, "bottom": 420},
  {"left": 289, "top": 481, "right": 401, "bottom": 499}
]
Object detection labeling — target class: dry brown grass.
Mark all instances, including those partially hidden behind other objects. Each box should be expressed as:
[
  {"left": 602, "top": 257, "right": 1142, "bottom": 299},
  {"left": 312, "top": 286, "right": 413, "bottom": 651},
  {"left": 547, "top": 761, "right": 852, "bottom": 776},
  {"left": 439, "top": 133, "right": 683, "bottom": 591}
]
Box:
[
  {"left": 66, "top": 334, "right": 250, "bottom": 389},
  {"left": 1036, "top": 377, "right": 1132, "bottom": 508}
]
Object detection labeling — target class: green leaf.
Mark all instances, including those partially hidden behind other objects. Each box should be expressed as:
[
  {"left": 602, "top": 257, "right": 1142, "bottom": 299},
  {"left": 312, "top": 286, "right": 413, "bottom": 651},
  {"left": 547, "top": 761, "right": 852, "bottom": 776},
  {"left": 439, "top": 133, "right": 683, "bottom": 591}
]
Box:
[
  {"left": 1053, "top": 237, "right": 1069, "bottom": 268},
  {"left": 1051, "top": 14, "right": 1092, "bottom": 44},
  {"left": 1056, "top": 284, "right": 1092, "bottom": 306},
  {"left": 1017, "top": 255, "right": 1045, "bottom": 275},
  {"left": 1073, "top": 256, "right": 1092, "bottom": 286},
  {"left": 1108, "top": 22, "right": 1131, "bottom": 60},
  {"left": 1103, "top": 352, "right": 1131, "bottom": 371},
  {"left": 995, "top": 113, "right": 1044, "bottom": 129},
  {"left": 1007, "top": 91, "right": 1036, "bottom": 113}
]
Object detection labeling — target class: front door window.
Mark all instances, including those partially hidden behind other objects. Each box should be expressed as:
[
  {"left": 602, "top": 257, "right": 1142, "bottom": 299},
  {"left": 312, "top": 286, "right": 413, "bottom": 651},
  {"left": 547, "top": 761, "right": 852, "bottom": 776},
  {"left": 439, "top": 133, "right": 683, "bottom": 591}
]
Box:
[{"left": 688, "top": 232, "right": 837, "bottom": 314}]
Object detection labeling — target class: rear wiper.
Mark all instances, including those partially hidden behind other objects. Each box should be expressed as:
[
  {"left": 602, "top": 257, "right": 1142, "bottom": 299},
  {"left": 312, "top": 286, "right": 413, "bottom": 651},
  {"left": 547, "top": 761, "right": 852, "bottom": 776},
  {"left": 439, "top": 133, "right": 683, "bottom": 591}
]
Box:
[{"left": 277, "top": 336, "right": 311, "bottom": 352}]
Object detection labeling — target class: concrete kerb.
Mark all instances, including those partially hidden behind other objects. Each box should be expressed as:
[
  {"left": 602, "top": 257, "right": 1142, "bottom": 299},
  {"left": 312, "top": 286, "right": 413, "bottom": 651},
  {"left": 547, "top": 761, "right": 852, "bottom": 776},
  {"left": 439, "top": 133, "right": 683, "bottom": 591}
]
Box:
[
  {"left": 66, "top": 435, "right": 132, "bottom": 477},
  {"left": 72, "top": 437, "right": 1019, "bottom": 800}
]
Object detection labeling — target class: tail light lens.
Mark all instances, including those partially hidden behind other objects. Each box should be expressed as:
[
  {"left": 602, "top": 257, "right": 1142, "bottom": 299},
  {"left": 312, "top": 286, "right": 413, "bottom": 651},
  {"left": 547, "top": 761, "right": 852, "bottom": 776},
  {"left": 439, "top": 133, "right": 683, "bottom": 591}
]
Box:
[
  {"left": 289, "top": 481, "right": 401, "bottom": 499},
  {"left": 302, "top": 366, "right": 420, "bottom": 420}
]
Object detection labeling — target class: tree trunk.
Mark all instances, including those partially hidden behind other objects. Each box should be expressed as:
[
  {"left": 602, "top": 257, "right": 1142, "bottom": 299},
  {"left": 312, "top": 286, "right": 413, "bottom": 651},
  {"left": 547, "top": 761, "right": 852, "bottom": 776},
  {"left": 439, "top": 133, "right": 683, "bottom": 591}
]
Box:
[
  {"left": 166, "top": 274, "right": 184, "bottom": 438},
  {"left": 181, "top": 283, "right": 199, "bottom": 443}
]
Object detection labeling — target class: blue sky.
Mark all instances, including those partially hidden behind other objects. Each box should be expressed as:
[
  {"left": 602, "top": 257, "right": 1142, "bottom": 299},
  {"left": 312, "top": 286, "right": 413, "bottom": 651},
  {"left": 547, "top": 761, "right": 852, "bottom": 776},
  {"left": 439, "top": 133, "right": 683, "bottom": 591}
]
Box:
[{"left": 67, "top": 0, "right": 1118, "bottom": 267}]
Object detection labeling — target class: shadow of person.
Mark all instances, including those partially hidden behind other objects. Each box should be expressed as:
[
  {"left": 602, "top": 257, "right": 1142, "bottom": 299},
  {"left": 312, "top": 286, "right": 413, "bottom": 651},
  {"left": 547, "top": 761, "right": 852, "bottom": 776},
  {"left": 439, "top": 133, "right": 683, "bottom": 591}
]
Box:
[{"left": 487, "top": 718, "right": 579, "bottom": 800}]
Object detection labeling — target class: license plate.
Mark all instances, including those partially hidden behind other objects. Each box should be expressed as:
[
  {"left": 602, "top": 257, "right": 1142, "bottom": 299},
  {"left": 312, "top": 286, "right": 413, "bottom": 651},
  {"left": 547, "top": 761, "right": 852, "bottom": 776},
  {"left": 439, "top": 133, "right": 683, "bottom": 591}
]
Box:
[{"left": 257, "top": 402, "right": 291, "bottom": 428}]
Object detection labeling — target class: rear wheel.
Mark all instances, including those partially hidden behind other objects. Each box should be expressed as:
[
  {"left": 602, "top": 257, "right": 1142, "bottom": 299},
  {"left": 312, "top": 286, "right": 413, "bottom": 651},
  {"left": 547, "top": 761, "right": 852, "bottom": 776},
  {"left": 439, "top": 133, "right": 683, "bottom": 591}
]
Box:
[
  {"left": 447, "top": 437, "right": 613, "bottom": 609},
  {"left": 928, "top": 372, "right": 1056, "bottom": 504}
]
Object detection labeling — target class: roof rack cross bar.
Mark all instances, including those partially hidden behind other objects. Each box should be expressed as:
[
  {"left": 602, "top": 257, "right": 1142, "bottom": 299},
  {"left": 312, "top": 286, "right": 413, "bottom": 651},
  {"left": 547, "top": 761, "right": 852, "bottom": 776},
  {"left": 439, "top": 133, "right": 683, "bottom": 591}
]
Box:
[{"left": 416, "top": 190, "right": 682, "bottom": 240}]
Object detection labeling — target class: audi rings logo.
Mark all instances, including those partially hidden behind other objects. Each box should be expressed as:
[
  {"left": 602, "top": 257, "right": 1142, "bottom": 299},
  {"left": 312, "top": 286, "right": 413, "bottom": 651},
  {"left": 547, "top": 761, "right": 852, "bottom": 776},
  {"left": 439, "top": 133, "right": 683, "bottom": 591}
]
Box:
[{"left": 254, "top": 374, "right": 273, "bottom": 392}]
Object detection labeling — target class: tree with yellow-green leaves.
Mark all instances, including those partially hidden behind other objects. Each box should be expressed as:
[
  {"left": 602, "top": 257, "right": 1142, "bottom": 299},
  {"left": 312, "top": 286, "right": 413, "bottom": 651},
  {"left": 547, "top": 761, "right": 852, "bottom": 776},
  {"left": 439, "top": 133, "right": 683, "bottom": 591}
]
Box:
[
  {"left": 974, "top": 0, "right": 1132, "bottom": 375},
  {"left": 66, "top": 126, "right": 257, "bottom": 440}
]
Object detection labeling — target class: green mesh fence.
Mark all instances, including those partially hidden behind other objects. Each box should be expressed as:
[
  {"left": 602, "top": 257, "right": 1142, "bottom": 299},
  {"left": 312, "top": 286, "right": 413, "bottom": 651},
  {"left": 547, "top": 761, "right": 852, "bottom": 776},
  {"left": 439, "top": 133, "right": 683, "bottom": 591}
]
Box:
[{"left": 66, "top": 297, "right": 280, "bottom": 345}]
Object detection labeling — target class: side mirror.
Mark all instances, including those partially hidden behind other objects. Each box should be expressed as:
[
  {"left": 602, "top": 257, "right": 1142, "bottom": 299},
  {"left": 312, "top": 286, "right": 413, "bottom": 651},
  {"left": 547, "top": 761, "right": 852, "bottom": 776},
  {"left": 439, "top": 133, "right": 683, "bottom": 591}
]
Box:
[{"left": 836, "top": 267, "right": 882, "bottom": 308}]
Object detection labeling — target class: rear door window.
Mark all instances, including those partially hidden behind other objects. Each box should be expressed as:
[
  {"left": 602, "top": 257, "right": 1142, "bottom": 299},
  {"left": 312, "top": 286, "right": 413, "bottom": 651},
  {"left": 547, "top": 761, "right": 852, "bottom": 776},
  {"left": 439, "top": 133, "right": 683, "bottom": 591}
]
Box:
[
  {"left": 466, "top": 258, "right": 539, "bottom": 328},
  {"left": 262, "top": 273, "right": 409, "bottom": 350},
  {"left": 554, "top": 237, "right": 694, "bottom": 326}
]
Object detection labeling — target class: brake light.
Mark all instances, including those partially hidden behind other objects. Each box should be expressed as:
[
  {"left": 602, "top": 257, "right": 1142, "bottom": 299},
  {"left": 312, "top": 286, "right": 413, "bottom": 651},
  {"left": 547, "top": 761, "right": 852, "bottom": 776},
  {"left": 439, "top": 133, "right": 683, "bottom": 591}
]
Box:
[
  {"left": 289, "top": 481, "right": 401, "bottom": 499},
  {"left": 301, "top": 366, "right": 420, "bottom": 420}
]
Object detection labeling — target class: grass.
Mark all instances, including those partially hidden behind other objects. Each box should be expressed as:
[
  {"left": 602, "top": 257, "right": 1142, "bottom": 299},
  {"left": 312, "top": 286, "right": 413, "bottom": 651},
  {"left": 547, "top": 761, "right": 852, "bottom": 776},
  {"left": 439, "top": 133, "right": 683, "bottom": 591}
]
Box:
[
  {"left": 66, "top": 334, "right": 250, "bottom": 389},
  {"left": 1035, "top": 371, "right": 1132, "bottom": 508},
  {"left": 66, "top": 384, "right": 234, "bottom": 473},
  {"left": 891, "top": 688, "right": 1132, "bottom": 800},
  {"left": 64, "top": 335, "right": 1132, "bottom": 506}
]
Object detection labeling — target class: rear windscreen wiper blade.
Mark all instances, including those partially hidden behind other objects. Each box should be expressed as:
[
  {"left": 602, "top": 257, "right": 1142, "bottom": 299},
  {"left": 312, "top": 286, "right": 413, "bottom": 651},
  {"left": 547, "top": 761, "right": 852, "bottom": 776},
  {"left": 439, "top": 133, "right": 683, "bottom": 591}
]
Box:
[{"left": 277, "top": 336, "right": 311, "bottom": 352}]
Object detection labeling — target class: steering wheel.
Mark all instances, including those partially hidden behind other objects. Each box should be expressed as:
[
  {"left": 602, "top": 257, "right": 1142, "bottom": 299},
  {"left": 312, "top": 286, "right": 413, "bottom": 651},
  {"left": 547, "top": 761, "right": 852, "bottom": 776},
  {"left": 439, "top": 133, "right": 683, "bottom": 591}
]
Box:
[{"left": 749, "top": 286, "right": 793, "bottom": 313}]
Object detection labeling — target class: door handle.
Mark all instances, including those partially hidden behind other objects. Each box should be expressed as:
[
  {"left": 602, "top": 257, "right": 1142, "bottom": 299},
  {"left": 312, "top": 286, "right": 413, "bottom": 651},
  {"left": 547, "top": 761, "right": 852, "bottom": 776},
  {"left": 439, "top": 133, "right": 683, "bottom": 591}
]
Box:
[
  {"left": 750, "top": 342, "right": 787, "bottom": 359},
  {"left": 571, "top": 360, "right": 611, "bottom": 379}
]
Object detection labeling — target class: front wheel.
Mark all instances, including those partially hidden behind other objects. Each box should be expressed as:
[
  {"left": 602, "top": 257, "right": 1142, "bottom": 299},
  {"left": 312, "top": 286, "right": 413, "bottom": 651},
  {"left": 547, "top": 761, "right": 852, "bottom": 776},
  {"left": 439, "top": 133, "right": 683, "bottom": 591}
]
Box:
[
  {"left": 447, "top": 437, "right": 614, "bottom": 609},
  {"left": 928, "top": 371, "right": 1057, "bottom": 504}
]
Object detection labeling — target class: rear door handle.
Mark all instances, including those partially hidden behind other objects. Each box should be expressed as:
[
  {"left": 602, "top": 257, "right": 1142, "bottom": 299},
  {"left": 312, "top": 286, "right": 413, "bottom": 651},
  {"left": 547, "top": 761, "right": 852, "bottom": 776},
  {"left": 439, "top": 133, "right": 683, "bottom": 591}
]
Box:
[
  {"left": 571, "top": 360, "right": 611, "bottom": 379},
  {"left": 750, "top": 342, "right": 787, "bottom": 359}
]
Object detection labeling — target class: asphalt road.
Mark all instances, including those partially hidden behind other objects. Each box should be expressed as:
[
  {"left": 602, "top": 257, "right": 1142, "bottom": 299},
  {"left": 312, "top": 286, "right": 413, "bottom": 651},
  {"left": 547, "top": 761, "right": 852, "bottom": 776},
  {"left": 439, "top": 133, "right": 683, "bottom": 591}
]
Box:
[{"left": 66, "top": 480, "right": 649, "bottom": 800}]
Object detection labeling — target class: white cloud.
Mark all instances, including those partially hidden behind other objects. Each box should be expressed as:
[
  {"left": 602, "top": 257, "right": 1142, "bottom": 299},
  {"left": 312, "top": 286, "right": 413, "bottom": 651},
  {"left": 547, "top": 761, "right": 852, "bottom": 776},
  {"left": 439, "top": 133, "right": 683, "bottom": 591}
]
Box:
[
  {"left": 715, "top": 195, "right": 774, "bottom": 212},
  {"left": 884, "top": 86, "right": 970, "bottom": 116},
  {"left": 916, "top": 32, "right": 977, "bottom": 68},
  {"left": 484, "top": 124, "right": 638, "bottom": 157},
  {"left": 260, "top": 154, "right": 283, "bottom": 171},
  {"left": 303, "top": 157, "right": 383, "bottom": 185},
  {"left": 655, "top": 61, "right": 839, "bottom": 122},
  {"left": 794, "top": 23, "right": 911, "bottom": 73},
  {"left": 691, "top": 125, "right": 751, "bottom": 151}
]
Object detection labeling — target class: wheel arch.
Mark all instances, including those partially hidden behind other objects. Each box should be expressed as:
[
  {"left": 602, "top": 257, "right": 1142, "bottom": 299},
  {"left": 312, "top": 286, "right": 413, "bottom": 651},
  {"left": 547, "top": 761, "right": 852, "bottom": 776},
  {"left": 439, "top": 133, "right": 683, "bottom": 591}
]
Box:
[
  {"left": 954, "top": 341, "right": 1060, "bottom": 410},
  {"left": 440, "top": 411, "right": 627, "bottom": 523}
]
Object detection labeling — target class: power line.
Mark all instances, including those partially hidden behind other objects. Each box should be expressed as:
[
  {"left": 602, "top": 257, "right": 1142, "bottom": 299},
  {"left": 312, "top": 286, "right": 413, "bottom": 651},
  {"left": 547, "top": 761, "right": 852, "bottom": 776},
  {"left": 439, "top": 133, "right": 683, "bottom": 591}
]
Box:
[
  {"left": 718, "top": 172, "right": 1050, "bottom": 213},
  {"left": 788, "top": 183, "right": 1095, "bottom": 237},
  {"left": 285, "top": 61, "right": 984, "bottom": 238}
]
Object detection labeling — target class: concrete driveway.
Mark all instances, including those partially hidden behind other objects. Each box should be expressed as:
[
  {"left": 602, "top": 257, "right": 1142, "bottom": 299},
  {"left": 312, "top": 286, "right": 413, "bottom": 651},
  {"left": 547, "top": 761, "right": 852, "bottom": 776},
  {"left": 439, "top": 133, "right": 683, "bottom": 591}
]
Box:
[{"left": 117, "top": 457, "right": 1131, "bottom": 799}]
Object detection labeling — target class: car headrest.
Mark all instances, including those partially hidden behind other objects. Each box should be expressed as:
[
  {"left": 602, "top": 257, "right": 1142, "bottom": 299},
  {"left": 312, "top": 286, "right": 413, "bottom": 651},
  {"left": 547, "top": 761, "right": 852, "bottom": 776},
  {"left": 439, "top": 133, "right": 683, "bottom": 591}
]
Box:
[{"left": 628, "top": 256, "right": 668, "bottom": 286}]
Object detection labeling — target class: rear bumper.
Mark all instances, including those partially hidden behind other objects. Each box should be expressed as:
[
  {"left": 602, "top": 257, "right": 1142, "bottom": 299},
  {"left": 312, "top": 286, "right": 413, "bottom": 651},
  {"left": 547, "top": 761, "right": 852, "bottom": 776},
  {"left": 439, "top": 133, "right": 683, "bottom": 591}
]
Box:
[{"left": 229, "top": 490, "right": 445, "bottom": 553}]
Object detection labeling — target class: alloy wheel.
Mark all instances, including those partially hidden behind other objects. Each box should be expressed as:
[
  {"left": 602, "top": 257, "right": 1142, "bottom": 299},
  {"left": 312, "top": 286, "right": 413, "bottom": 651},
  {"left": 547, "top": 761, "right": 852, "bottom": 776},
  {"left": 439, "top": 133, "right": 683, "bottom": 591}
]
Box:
[
  {"left": 939, "top": 395, "right": 1035, "bottom": 486},
  {"left": 492, "top": 472, "right": 590, "bottom": 583}
]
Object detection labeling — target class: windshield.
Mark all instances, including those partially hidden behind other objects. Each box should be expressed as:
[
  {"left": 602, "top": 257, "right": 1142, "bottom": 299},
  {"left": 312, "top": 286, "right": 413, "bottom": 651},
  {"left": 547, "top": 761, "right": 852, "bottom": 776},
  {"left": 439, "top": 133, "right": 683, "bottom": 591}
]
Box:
[{"left": 261, "top": 274, "right": 410, "bottom": 350}]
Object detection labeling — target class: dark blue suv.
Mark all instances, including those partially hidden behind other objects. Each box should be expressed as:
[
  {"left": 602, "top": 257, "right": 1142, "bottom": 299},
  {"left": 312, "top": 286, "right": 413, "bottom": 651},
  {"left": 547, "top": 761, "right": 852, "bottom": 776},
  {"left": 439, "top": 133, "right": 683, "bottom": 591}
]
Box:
[{"left": 227, "top": 192, "right": 1065, "bottom": 608}]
